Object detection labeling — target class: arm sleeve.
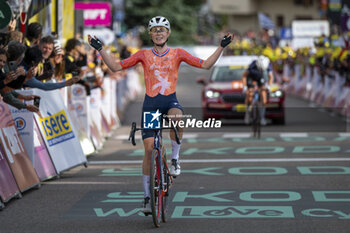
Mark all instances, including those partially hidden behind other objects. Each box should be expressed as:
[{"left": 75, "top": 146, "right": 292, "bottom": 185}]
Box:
[
  {"left": 177, "top": 48, "right": 203, "bottom": 68},
  {"left": 120, "top": 50, "right": 143, "bottom": 69},
  {"left": 24, "top": 77, "right": 66, "bottom": 90},
  {"left": 0, "top": 90, "right": 27, "bottom": 109}
]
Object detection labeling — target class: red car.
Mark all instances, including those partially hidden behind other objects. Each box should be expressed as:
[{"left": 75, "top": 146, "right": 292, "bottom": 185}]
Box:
[{"left": 197, "top": 56, "right": 285, "bottom": 125}]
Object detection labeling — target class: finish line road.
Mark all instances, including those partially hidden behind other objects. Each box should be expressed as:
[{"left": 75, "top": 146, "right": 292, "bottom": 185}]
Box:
[{"left": 1, "top": 68, "right": 349, "bottom": 233}]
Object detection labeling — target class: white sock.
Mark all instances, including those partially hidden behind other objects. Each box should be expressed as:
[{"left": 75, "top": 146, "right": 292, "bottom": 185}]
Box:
[
  {"left": 142, "top": 175, "right": 150, "bottom": 198},
  {"left": 171, "top": 140, "right": 181, "bottom": 161}
]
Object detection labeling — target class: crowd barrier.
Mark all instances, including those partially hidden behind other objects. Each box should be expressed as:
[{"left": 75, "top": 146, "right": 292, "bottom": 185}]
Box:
[
  {"left": 282, "top": 63, "right": 350, "bottom": 118},
  {"left": 0, "top": 68, "right": 143, "bottom": 210}
]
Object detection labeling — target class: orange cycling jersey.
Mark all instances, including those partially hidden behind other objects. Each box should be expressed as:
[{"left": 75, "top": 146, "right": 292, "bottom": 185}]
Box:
[{"left": 120, "top": 48, "right": 203, "bottom": 97}]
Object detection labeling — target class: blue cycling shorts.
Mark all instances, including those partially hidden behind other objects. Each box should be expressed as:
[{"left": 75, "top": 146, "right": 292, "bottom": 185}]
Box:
[{"left": 141, "top": 92, "right": 184, "bottom": 140}]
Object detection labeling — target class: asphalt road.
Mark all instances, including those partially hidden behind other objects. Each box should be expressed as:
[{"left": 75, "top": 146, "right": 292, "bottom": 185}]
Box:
[{"left": 1, "top": 66, "right": 350, "bottom": 233}]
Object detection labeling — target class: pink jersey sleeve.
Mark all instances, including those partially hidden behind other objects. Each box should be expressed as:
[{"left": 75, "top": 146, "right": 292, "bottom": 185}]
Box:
[
  {"left": 177, "top": 48, "right": 203, "bottom": 68},
  {"left": 120, "top": 50, "right": 144, "bottom": 69}
]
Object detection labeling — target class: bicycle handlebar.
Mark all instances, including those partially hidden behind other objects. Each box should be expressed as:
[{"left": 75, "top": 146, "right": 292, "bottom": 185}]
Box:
[{"left": 128, "top": 122, "right": 180, "bottom": 146}]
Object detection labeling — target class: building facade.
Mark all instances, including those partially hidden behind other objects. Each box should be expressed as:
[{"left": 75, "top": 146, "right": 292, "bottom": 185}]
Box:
[{"left": 210, "top": 0, "right": 322, "bottom": 33}]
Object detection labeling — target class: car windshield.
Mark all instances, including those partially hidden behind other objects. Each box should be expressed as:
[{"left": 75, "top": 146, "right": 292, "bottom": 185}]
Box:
[
  {"left": 211, "top": 66, "right": 270, "bottom": 82},
  {"left": 211, "top": 66, "right": 245, "bottom": 82}
]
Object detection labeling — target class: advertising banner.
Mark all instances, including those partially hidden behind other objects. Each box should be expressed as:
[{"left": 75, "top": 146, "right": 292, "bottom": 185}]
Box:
[
  {"left": 9, "top": 90, "right": 57, "bottom": 181},
  {"left": 32, "top": 89, "right": 87, "bottom": 173},
  {"left": 0, "top": 144, "right": 20, "bottom": 204},
  {"left": 74, "top": 2, "right": 112, "bottom": 26},
  {"left": 89, "top": 88, "right": 104, "bottom": 149},
  {"left": 292, "top": 20, "right": 330, "bottom": 37},
  {"left": 0, "top": 101, "right": 40, "bottom": 192},
  {"left": 33, "top": 121, "right": 57, "bottom": 181},
  {"left": 69, "top": 84, "right": 95, "bottom": 156},
  {"left": 110, "top": 79, "right": 119, "bottom": 129}
]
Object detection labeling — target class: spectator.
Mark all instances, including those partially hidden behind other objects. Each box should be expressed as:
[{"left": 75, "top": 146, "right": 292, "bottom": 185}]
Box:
[
  {"left": 0, "top": 48, "right": 39, "bottom": 112},
  {"left": 37, "top": 36, "right": 55, "bottom": 81},
  {"left": 65, "top": 38, "right": 91, "bottom": 95},
  {"left": 25, "top": 22, "right": 43, "bottom": 47}
]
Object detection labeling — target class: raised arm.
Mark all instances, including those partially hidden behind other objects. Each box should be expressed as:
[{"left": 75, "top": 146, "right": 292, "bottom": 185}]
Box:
[
  {"left": 88, "top": 35, "right": 122, "bottom": 72},
  {"left": 201, "top": 33, "right": 233, "bottom": 70}
]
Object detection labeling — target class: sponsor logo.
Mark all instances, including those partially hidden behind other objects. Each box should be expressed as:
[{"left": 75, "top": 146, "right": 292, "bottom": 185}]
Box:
[
  {"left": 73, "top": 86, "right": 85, "bottom": 97},
  {"left": 39, "top": 110, "right": 75, "bottom": 146},
  {"left": 14, "top": 117, "right": 26, "bottom": 130}
]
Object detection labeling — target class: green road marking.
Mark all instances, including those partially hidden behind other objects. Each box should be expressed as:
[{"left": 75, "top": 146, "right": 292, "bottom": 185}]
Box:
[
  {"left": 333, "top": 136, "right": 350, "bottom": 141},
  {"left": 182, "top": 147, "right": 232, "bottom": 155},
  {"left": 281, "top": 137, "right": 325, "bottom": 142},
  {"left": 182, "top": 167, "right": 223, "bottom": 176},
  {"left": 94, "top": 208, "right": 144, "bottom": 217},
  {"left": 171, "top": 206, "right": 294, "bottom": 218},
  {"left": 312, "top": 191, "right": 350, "bottom": 202},
  {"left": 302, "top": 209, "right": 350, "bottom": 219},
  {"left": 236, "top": 147, "right": 284, "bottom": 154},
  {"left": 173, "top": 191, "right": 234, "bottom": 202},
  {"left": 240, "top": 191, "right": 302, "bottom": 202},
  {"left": 102, "top": 192, "right": 144, "bottom": 203},
  {"left": 228, "top": 167, "right": 288, "bottom": 175},
  {"left": 231, "top": 137, "right": 275, "bottom": 142},
  {"left": 293, "top": 146, "right": 340, "bottom": 153},
  {"left": 297, "top": 166, "right": 350, "bottom": 175},
  {"left": 99, "top": 168, "right": 142, "bottom": 176}
]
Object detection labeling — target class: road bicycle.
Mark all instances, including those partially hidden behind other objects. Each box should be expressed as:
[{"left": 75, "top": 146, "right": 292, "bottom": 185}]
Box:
[
  {"left": 129, "top": 121, "right": 180, "bottom": 227},
  {"left": 249, "top": 82, "right": 263, "bottom": 138}
]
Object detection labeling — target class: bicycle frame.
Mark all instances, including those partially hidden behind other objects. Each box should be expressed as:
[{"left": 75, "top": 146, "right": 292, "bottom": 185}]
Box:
[{"left": 129, "top": 122, "right": 179, "bottom": 227}]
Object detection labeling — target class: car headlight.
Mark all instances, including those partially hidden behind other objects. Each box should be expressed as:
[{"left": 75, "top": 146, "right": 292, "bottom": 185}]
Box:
[
  {"left": 205, "top": 90, "right": 220, "bottom": 98},
  {"left": 270, "top": 90, "right": 282, "bottom": 98},
  {"left": 275, "top": 90, "right": 282, "bottom": 97}
]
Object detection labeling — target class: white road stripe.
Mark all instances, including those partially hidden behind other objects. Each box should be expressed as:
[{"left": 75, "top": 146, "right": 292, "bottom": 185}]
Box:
[
  {"left": 339, "top": 132, "right": 350, "bottom": 137},
  {"left": 89, "top": 157, "right": 350, "bottom": 165},
  {"left": 280, "top": 133, "right": 308, "bottom": 137},
  {"left": 222, "top": 133, "right": 251, "bottom": 138}
]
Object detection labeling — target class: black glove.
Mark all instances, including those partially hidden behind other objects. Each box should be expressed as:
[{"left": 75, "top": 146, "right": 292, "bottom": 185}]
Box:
[
  {"left": 90, "top": 37, "right": 103, "bottom": 51},
  {"left": 221, "top": 35, "right": 232, "bottom": 48}
]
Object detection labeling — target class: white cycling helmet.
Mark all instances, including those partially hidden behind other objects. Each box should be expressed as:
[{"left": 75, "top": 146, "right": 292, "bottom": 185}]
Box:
[
  {"left": 148, "top": 16, "right": 171, "bottom": 31},
  {"left": 256, "top": 55, "right": 270, "bottom": 71}
]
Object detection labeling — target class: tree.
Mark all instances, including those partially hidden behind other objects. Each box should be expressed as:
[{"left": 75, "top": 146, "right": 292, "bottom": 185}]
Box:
[{"left": 124, "top": 0, "right": 203, "bottom": 45}]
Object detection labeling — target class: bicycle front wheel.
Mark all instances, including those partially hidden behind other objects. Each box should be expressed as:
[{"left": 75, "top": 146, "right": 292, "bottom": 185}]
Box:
[
  {"left": 150, "top": 149, "right": 162, "bottom": 227},
  {"left": 161, "top": 146, "right": 169, "bottom": 223},
  {"left": 251, "top": 103, "right": 261, "bottom": 138}
]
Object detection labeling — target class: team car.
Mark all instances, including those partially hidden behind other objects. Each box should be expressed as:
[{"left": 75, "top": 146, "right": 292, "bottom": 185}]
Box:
[{"left": 197, "top": 56, "right": 285, "bottom": 125}]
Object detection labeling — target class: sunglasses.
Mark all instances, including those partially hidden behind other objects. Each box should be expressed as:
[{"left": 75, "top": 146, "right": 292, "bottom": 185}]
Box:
[{"left": 150, "top": 26, "right": 168, "bottom": 33}]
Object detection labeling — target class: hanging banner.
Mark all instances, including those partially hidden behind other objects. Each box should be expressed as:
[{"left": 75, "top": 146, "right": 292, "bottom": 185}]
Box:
[
  {"left": 32, "top": 89, "right": 87, "bottom": 173},
  {"left": 0, "top": 143, "right": 21, "bottom": 204},
  {"left": 10, "top": 90, "right": 58, "bottom": 181},
  {"left": 0, "top": 101, "right": 40, "bottom": 192}
]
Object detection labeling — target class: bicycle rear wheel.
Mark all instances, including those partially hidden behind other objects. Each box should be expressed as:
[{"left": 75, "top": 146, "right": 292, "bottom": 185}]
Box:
[
  {"left": 251, "top": 103, "right": 261, "bottom": 138},
  {"left": 161, "top": 146, "right": 169, "bottom": 223},
  {"left": 150, "top": 149, "right": 162, "bottom": 227}
]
